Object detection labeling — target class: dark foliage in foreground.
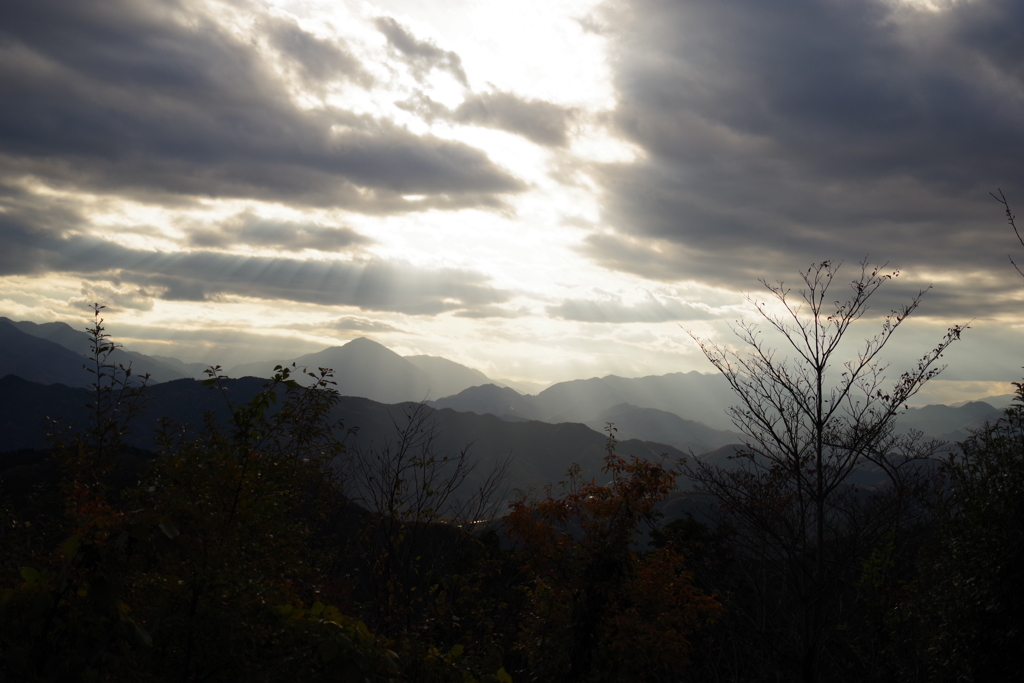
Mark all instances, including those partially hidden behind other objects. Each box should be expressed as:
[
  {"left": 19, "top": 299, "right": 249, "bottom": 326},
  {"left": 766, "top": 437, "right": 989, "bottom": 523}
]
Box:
[
  {"left": 0, "top": 309, "right": 719, "bottom": 682},
  {"left": 3, "top": 285, "right": 1024, "bottom": 681}
]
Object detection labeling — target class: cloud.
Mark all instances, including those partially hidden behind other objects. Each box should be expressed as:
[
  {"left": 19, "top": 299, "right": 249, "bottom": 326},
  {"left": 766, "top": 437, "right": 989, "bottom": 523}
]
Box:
[
  {"left": 374, "top": 16, "right": 468, "bottom": 86},
  {"left": 72, "top": 282, "right": 156, "bottom": 312},
  {"left": 0, "top": 0, "right": 523, "bottom": 210},
  {"left": 265, "top": 16, "right": 373, "bottom": 88},
  {"left": 328, "top": 316, "right": 405, "bottom": 333},
  {"left": 453, "top": 92, "right": 575, "bottom": 147},
  {"left": 589, "top": 0, "right": 1024, "bottom": 313},
  {"left": 451, "top": 305, "right": 530, "bottom": 319},
  {"left": 547, "top": 291, "right": 716, "bottom": 323},
  {"left": 398, "top": 90, "right": 575, "bottom": 146},
  {"left": 0, "top": 190, "right": 510, "bottom": 315},
  {"left": 284, "top": 315, "right": 406, "bottom": 334},
  {"left": 582, "top": 230, "right": 1022, "bottom": 322},
  {"left": 187, "top": 212, "right": 372, "bottom": 252}
]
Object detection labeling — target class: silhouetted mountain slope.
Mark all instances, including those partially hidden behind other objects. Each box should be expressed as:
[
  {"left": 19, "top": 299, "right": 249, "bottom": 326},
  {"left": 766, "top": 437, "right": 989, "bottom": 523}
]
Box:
[
  {"left": 3, "top": 318, "right": 88, "bottom": 352},
  {"left": 0, "top": 375, "right": 93, "bottom": 439},
  {"left": 405, "top": 355, "right": 498, "bottom": 399},
  {"left": 226, "top": 338, "right": 499, "bottom": 403},
  {"left": 698, "top": 443, "right": 748, "bottom": 469},
  {"left": 679, "top": 442, "right": 917, "bottom": 497},
  {"left": 0, "top": 322, "right": 94, "bottom": 388},
  {"left": 431, "top": 372, "right": 738, "bottom": 430},
  {"left": 0, "top": 375, "right": 265, "bottom": 452},
  {"left": 951, "top": 394, "right": 1017, "bottom": 410},
  {"left": 531, "top": 371, "right": 737, "bottom": 430},
  {"left": 150, "top": 355, "right": 211, "bottom": 379},
  {"left": 430, "top": 384, "right": 545, "bottom": 421},
  {"left": 0, "top": 376, "right": 687, "bottom": 496},
  {"left": 3, "top": 317, "right": 187, "bottom": 383},
  {"left": 3, "top": 375, "right": 1006, "bottom": 506},
  {"left": 584, "top": 404, "right": 744, "bottom": 454},
  {"left": 421, "top": 408, "right": 689, "bottom": 496},
  {"left": 896, "top": 401, "right": 1004, "bottom": 442},
  {"left": 228, "top": 338, "right": 433, "bottom": 403},
  {"left": 334, "top": 399, "right": 646, "bottom": 495}
]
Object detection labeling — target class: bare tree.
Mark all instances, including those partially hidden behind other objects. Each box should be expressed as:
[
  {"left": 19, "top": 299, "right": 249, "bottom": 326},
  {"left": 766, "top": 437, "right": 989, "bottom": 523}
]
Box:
[
  {"left": 347, "top": 402, "right": 510, "bottom": 636},
  {"left": 684, "top": 261, "right": 965, "bottom": 683}
]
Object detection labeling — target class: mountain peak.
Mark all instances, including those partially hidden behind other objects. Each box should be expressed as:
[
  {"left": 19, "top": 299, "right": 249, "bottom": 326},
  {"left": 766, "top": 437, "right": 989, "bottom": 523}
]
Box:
[{"left": 344, "top": 336, "right": 383, "bottom": 348}]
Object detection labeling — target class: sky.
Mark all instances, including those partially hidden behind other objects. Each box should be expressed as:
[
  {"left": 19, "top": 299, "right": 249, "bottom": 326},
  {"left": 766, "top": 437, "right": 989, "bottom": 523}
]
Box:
[{"left": 1, "top": 0, "right": 1022, "bottom": 403}]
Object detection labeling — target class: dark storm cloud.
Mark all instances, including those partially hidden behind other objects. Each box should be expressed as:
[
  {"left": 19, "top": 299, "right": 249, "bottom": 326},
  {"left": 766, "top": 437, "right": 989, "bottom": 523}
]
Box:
[
  {"left": 374, "top": 16, "right": 469, "bottom": 86},
  {"left": 265, "top": 16, "right": 373, "bottom": 88},
  {"left": 0, "top": 0, "right": 522, "bottom": 209},
  {"left": 547, "top": 292, "right": 715, "bottom": 323},
  {"left": 0, "top": 190, "right": 509, "bottom": 315},
  {"left": 593, "top": 0, "right": 1024, "bottom": 313},
  {"left": 187, "top": 212, "right": 371, "bottom": 252},
  {"left": 583, "top": 231, "right": 1013, "bottom": 322}
]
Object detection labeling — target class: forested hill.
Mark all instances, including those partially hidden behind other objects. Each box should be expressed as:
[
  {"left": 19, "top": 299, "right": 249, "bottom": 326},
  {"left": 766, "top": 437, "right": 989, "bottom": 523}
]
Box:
[{"left": 0, "top": 375, "right": 688, "bottom": 496}]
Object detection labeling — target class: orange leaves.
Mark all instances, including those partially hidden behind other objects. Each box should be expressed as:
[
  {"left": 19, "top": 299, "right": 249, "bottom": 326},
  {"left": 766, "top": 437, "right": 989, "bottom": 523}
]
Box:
[
  {"left": 603, "top": 547, "right": 723, "bottom": 672},
  {"left": 504, "top": 451, "right": 720, "bottom": 682}
]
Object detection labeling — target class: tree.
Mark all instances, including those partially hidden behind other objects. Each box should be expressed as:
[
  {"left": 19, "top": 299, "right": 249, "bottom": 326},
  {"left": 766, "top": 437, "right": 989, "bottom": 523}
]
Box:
[
  {"left": 0, "top": 317, "right": 401, "bottom": 682},
  {"left": 1, "top": 310, "right": 521, "bottom": 683},
  {"left": 344, "top": 401, "right": 512, "bottom": 674},
  {"left": 505, "top": 431, "right": 722, "bottom": 683},
  {"left": 896, "top": 384, "right": 1024, "bottom": 682},
  {"left": 683, "top": 261, "right": 964, "bottom": 683}
]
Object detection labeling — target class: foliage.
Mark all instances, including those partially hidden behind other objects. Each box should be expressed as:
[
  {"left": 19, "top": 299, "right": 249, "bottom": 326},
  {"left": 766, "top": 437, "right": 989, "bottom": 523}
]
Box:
[
  {"left": 893, "top": 382, "right": 1024, "bottom": 682},
  {"left": 1, "top": 311, "right": 525, "bottom": 683},
  {"left": 345, "top": 401, "right": 514, "bottom": 682},
  {"left": 505, "top": 429, "right": 722, "bottom": 683},
  {"left": 0, "top": 314, "right": 397, "bottom": 682}
]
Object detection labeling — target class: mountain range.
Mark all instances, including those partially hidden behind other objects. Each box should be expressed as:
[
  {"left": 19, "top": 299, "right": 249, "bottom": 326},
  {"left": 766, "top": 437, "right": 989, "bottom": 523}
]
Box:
[
  {"left": 0, "top": 317, "right": 511, "bottom": 401},
  {"left": 0, "top": 317, "right": 189, "bottom": 386},
  {"left": 428, "top": 375, "right": 743, "bottom": 431},
  {"left": 0, "top": 374, "right": 686, "bottom": 497},
  {"left": 0, "top": 315, "right": 1013, "bottom": 460},
  {"left": 226, "top": 338, "right": 502, "bottom": 404}
]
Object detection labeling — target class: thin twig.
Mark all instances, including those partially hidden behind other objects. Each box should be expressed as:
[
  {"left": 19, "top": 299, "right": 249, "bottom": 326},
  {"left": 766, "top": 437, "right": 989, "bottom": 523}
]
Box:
[{"left": 991, "top": 188, "right": 1024, "bottom": 280}]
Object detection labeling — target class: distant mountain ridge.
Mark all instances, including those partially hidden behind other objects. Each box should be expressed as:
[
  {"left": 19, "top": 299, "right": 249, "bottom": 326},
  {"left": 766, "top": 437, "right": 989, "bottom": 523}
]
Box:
[
  {"left": 429, "top": 383, "right": 545, "bottom": 421},
  {"left": 431, "top": 371, "right": 740, "bottom": 431},
  {"left": 0, "top": 375, "right": 687, "bottom": 496},
  {"left": 429, "top": 376, "right": 1010, "bottom": 450},
  {"left": 583, "top": 404, "right": 743, "bottom": 454},
  {"left": 895, "top": 400, "right": 1005, "bottom": 442},
  {"left": 404, "top": 355, "right": 497, "bottom": 399},
  {"left": 226, "top": 338, "right": 510, "bottom": 404},
  {"left": 1, "top": 317, "right": 189, "bottom": 385},
  {"left": 0, "top": 320, "right": 95, "bottom": 388},
  {"left": 0, "top": 315, "right": 517, "bottom": 405},
  {"left": 2, "top": 314, "right": 1015, "bottom": 452}
]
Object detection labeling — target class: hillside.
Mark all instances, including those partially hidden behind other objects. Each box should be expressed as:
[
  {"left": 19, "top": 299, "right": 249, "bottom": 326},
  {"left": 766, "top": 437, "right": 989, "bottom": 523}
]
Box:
[
  {"left": 583, "top": 403, "right": 744, "bottom": 454},
  {"left": 430, "top": 383, "right": 546, "bottom": 421},
  {"left": 0, "top": 375, "right": 688, "bottom": 496},
  {"left": 0, "top": 321, "right": 95, "bottom": 388},
  {"left": 4, "top": 317, "right": 188, "bottom": 383}
]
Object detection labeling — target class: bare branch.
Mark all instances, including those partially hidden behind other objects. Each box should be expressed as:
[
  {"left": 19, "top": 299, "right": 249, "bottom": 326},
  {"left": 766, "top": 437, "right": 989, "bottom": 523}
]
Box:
[
  {"left": 992, "top": 188, "right": 1024, "bottom": 280},
  {"left": 683, "top": 260, "right": 962, "bottom": 679}
]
